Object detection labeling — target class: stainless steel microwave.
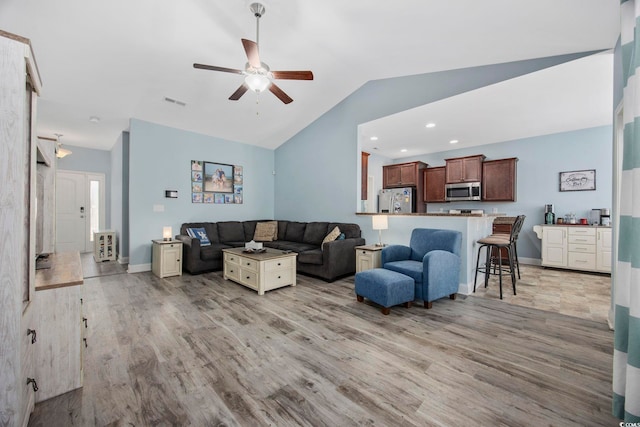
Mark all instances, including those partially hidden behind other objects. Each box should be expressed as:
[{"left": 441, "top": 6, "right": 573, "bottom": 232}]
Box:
[{"left": 445, "top": 182, "right": 481, "bottom": 201}]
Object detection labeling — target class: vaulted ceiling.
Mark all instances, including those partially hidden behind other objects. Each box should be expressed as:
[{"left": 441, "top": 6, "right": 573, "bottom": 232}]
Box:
[{"left": 0, "top": 1, "right": 619, "bottom": 152}]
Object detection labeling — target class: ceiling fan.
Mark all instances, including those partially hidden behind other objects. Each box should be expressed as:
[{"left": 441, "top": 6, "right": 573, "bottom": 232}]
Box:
[{"left": 193, "top": 2, "right": 313, "bottom": 104}]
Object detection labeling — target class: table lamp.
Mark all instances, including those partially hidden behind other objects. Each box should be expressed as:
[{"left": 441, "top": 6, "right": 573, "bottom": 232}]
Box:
[
  {"left": 372, "top": 215, "right": 388, "bottom": 247},
  {"left": 163, "top": 226, "right": 172, "bottom": 241}
]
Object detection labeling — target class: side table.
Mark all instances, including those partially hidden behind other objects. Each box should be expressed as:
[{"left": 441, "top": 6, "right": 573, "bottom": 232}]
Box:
[
  {"left": 355, "top": 245, "right": 383, "bottom": 272},
  {"left": 152, "top": 239, "right": 183, "bottom": 278}
]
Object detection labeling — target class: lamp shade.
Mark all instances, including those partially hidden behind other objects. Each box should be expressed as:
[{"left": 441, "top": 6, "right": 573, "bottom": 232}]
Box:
[
  {"left": 245, "top": 73, "right": 271, "bottom": 92},
  {"left": 163, "top": 226, "right": 172, "bottom": 241},
  {"left": 372, "top": 215, "right": 388, "bottom": 230}
]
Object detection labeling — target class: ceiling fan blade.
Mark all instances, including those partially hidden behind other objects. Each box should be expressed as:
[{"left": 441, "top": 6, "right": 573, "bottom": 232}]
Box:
[
  {"left": 229, "top": 84, "right": 249, "bottom": 101},
  {"left": 269, "top": 83, "right": 293, "bottom": 104},
  {"left": 193, "top": 63, "right": 244, "bottom": 74},
  {"left": 271, "top": 70, "right": 314, "bottom": 80},
  {"left": 241, "top": 39, "right": 261, "bottom": 69}
]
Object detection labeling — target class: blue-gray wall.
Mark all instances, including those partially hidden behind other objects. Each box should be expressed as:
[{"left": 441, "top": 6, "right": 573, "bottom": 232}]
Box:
[
  {"left": 400, "top": 125, "right": 613, "bottom": 260},
  {"left": 127, "top": 119, "right": 275, "bottom": 268},
  {"left": 57, "top": 144, "right": 112, "bottom": 228},
  {"left": 110, "top": 131, "right": 129, "bottom": 260},
  {"left": 273, "top": 51, "right": 608, "bottom": 260}
]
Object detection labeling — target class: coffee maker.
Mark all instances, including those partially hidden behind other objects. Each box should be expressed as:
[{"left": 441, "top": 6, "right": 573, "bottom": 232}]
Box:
[{"left": 544, "top": 204, "right": 555, "bottom": 224}]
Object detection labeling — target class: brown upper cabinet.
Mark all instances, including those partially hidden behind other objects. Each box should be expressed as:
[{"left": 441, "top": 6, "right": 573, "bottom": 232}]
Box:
[
  {"left": 482, "top": 157, "right": 518, "bottom": 201},
  {"left": 445, "top": 154, "right": 485, "bottom": 183},
  {"left": 361, "top": 151, "right": 370, "bottom": 200},
  {"left": 383, "top": 161, "right": 427, "bottom": 188},
  {"left": 423, "top": 166, "right": 446, "bottom": 203}
]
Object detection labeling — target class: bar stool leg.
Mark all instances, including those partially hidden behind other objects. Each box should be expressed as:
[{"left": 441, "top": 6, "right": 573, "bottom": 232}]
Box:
[
  {"left": 473, "top": 244, "right": 484, "bottom": 293},
  {"left": 484, "top": 244, "right": 491, "bottom": 288},
  {"left": 496, "top": 246, "right": 503, "bottom": 299},
  {"left": 507, "top": 246, "right": 517, "bottom": 295}
]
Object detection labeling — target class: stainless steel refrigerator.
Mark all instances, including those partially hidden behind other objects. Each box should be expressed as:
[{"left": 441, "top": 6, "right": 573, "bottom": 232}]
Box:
[{"left": 378, "top": 188, "right": 416, "bottom": 213}]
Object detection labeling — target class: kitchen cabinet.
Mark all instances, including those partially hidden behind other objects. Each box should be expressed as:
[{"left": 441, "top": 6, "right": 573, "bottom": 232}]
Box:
[
  {"left": 383, "top": 161, "right": 427, "bottom": 188},
  {"left": 596, "top": 228, "right": 612, "bottom": 272},
  {"left": 423, "top": 166, "right": 446, "bottom": 203},
  {"left": 482, "top": 158, "right": 518, "bottom": 201},
  {"left": 445, "top": 154, "right": 485, "bottom": 184},
  {"left": 567, "top": 227, "right": 596, "bottom": 270},
  {"left": 382, "top": 161, "right": 427, "bottom": 213},
  {"left": 361, "top": 151, "right": 370, "bottom": 200},
  {"left": 536, "top": 225, "right": 611, "bottom": 273},
  {"left": 541, "top": 226, "right": 568, "bottom": 267}
]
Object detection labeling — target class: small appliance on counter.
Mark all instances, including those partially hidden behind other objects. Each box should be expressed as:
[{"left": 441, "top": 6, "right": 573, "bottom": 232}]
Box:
[
  {"left": 448, "top": 209, "right": 484, "bottom": 215},
  {"left": 590, "top": 209, "right": 601, "bottom": 226},
  {"left": 378, "top": 187, "right": 416, "bottom": 213},
  {"left": 544, "top": 204, "right": 555, "bottom": 224},
  {"left": 601, "top": 208, "right": 611, "bottom": 226}
]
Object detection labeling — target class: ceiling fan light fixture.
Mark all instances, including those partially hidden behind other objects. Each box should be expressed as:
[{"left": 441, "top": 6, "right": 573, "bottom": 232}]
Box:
[{"left": 245, "top": 73, "right": 271, "bottom": 92}]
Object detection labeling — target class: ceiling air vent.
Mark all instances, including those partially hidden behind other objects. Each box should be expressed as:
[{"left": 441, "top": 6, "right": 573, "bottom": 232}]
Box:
[{"left": 164, "top": 97, "right": 186, "bottom": 107}]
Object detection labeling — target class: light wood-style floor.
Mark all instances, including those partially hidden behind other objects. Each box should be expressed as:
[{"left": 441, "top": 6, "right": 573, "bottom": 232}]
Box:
[{"left": 28, "top": 262, "right": 617, "bottom": 426}]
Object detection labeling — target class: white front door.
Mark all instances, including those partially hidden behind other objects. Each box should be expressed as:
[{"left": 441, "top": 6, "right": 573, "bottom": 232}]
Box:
[
  {"left": 56, "top": 171, "right": 105, "bottom": 253},
  {"left": 56, "top": 171, "right": 87, "bottom": 252}
]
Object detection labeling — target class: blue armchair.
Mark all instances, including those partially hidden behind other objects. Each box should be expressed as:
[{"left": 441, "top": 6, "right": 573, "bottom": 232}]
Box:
[{"left": 382, "top": 228, "right": 462, "bottom": 308}]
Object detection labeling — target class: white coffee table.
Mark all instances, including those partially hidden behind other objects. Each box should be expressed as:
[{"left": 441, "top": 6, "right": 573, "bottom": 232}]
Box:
[{"left": 222, "top": 247, "right": 297, "bottom": 295}]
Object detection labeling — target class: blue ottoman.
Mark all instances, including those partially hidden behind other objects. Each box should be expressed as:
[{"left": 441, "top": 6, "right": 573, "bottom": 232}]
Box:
[{"left": 355, "top": 268, "right": 415, "bottom": 315}]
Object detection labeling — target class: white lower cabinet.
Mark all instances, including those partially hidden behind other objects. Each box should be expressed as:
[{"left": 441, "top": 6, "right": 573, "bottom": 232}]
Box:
[
  {"left": 35, "top": 284, "right": 84, "bottom": 402},
  {"left": 539, "top": 225, "right": 611, "bottom": 273},
  {"left": 596, "top": 228, "right": 612, "bottom": 272},
  {"left": 541, "top": 227, "right": 567, "bottom": 268}
]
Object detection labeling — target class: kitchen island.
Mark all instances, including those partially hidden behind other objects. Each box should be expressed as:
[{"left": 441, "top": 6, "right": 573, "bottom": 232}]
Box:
[{"left": 357, "top": 212, "right": 500, "bottom": 294}]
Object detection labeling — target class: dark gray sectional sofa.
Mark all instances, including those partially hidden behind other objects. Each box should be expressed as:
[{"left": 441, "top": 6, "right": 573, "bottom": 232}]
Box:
[{"left": 176, "top": 220, "right": 365, "bottom": 281}]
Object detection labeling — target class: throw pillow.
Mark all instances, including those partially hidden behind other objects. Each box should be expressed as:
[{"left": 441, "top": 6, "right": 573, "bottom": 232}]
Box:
[
  {"left": 187, "top": 227, "right": 211, "bottom": 246},
  {"left": 337, "top": 233, "right": 345, "bottom": 240},
  {"left": 254, "top": 221, "right": 277, "bottom": 242},
  {"left": 321, "top": 226, "right": 341, "bottom": 249}
]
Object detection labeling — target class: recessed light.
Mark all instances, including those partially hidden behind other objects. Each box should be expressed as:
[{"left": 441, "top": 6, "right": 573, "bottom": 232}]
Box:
[
  {"left": 89, "top": 116, "right": 100, "bottom": 123},
  {"left": 370, "top": 136, "right": 378, "bottom": 141},
  {"left": 400, "top": 149, "right": 408, "bottom": 153},
  {"left": 449, "top": 139, "right": 459, "bottom": 144},
  {"left": 426, "top": 123, "right": 436, "bottom": 128}
]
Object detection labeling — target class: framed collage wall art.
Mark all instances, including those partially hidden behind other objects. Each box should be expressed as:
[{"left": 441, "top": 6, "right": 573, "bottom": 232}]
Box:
[{"left": 191, "top": 160, "right": 243, "bottom": 204}]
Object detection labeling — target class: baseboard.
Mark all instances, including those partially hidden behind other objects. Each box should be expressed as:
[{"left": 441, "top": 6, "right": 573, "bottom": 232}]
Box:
[
  {"left": 520, "top": 257, "right": 541, "bottom": 266},
  {"left": 127, "top": 263, "right": 151, "bottom": 274},
  {"left": 118, "top": 256, "right": 129, "bottom": 264}
]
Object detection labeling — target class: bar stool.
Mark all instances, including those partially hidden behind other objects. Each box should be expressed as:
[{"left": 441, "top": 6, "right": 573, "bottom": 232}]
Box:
[{"left": 473, "top": 215, "right": 525, "bottom": 299}]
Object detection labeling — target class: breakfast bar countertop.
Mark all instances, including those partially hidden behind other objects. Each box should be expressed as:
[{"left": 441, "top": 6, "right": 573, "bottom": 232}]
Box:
[{"left": 356, "top": 212, "right": 506, "bottom": 218}]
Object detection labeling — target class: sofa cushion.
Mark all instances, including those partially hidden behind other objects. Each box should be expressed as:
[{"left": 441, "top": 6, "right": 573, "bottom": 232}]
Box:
[
  {"left": 329, "top": 223, "right": 361, "bottom": 239},
  {"left": 284, "top": 221, "right": 307, "bottom": 243},
  {"left": 297, "top": 249, "right": 323, "bottom": 265},
  {"left": 322, "top": 226, "right": 341, "bottom": 246},
  {"left": 303, "top": 222, "right": 329, "bottom": 245},
  {"left": 181, "top": 222, "right": 219, "bottom": 243},
  {"left": 217, "top": 221, "right": 245, "bottom": 243},
  {"left": 186, "top": 227, "right": 211, "bottom": 246},
  {"left": 254, "top": 221, "right": 278, "bottom": 242},
  {"left": 264, "top": 241, "right": 317, "bottom": 252},
  {"left": 277, "top": 221, "right": 288, "bottom": 241}
]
